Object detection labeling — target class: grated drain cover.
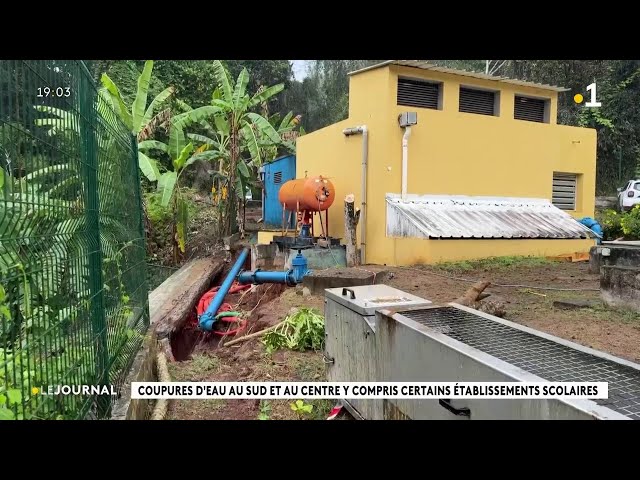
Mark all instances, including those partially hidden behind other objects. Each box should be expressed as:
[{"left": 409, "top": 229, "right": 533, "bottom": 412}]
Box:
[{"left": 400, "top": 306, "right": 640, "bottom": 420}]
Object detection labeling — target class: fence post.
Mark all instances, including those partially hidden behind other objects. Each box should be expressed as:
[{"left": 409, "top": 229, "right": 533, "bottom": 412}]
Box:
[
  {"left": 131, "top": 133, "right": 150, "bottom": 327},
  {"left": 78, "top": 61, "right": 111, "bottom": 419}
]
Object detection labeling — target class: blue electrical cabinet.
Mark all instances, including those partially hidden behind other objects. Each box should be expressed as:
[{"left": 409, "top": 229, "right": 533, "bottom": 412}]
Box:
[{"left": 262, "top": 154, "right": 296, "bottom": 228}]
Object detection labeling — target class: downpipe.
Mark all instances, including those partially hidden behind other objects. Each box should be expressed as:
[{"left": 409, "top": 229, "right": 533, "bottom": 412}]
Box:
[
  {"left": 402, "top": 126, "right": 411, "bottom": 199},
  {"left": 342, "top": 125, "right": 368, "bottom": 265},
  {"left": 199, "top": 248, "right": 311, "bottom": 331}
]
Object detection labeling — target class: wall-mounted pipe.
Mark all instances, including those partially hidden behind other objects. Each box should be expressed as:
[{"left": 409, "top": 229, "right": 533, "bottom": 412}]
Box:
[
  {"left": 258, "top": 165, "right": 265, "bottom": 223},
  {"left": 342, "top": 125, "right": 368, "bottom": 265},
  {"left": 401, "top": 126, "right": 411, "bottom": 199},
  {"left": 199, "top": 247, "right": 249, "bottom": 331}
]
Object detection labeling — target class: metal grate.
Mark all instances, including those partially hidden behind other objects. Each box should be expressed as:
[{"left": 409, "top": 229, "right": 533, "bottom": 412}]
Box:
[
  {"left": 400, "top": 306, "right": 640, "bottom": 420},
  {"left": 0, "top": 60, "right": 149, "bottom": 420},
  {"left": 459, "top": 87, "right": 496, "bottom": 116},
  {"left": 274, "top": 171, "right": 282, "bottom": 184},
  {"left": 552, "top": 172, "right": 577, "bottom": 210},
  {"left": 514, "top": 95, "right": 547, "bottom": 123},
  {"left": 397, "top": 78, "right": 440, "bottom": 109}
]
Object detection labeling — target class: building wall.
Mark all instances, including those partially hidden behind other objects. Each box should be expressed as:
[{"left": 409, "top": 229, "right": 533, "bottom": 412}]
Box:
[
  {"left": 296, "top": 65, "right": 598, "bottom": 266},
  {"left": 296, "top": 67, "right": 393, "bottom": 245},
  {"left": 390, "top": 238, "right": 596, "bottom": 267}
]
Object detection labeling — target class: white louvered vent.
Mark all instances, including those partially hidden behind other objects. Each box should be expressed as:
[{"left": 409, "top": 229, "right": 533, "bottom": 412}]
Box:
[
  {"left": 397, "top": 78, "right": 441, "bottom": 109},
  {"left": 514, "top": 96, "right": 547, "bottom": 123},
  {"left": 552, "top": 173, "right": 577, "bottom": 210},
  {"left": 459, "top": 87, "right": 497, "bottom": 116}
]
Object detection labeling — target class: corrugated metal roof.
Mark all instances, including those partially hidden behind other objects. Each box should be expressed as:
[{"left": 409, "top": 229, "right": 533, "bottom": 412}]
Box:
[
  {"left": 385, "top": 193, "right": 598, "bottom": 240},
  {"left": 349, "top": 60, "right": 570, "bottom": 93}
]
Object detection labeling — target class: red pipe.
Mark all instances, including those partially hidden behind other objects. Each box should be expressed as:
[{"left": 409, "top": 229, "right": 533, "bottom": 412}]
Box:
[{"left": 196, "top": 282, "right": 252, "bottom": 336}]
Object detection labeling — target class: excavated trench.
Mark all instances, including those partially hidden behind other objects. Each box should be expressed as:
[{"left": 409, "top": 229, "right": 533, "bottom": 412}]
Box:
[{"left": 168, "top": 269, "right": 287, "bottom": 361}]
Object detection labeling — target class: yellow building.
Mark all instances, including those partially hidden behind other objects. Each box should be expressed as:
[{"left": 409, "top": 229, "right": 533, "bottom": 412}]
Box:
[{"left": 296, "top": 60, "right": 599, "bottom": 266}]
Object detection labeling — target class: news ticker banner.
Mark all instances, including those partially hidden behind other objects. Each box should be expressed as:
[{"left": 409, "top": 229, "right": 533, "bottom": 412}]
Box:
[{"left": 131, "top": 382, "right": 608, "bottom": 400}]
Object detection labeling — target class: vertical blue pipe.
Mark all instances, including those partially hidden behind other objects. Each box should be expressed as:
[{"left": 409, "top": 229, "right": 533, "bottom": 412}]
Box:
[{"left": 198, "top": 247, "right": 249, "bottom": 331}]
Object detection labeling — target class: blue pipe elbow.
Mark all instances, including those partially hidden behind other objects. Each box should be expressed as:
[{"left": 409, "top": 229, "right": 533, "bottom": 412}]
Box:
[{"left": 199, "top": 247, "right": 249, "bottom": 331}]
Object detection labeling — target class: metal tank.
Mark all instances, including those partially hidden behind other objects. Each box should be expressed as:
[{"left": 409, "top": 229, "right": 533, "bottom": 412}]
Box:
[{"left": 278, "top": 175, "right": 335, "bottom": 212}]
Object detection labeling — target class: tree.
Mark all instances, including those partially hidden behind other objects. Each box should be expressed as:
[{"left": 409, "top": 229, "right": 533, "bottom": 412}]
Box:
[
  {"left": 100, "top": 60, "right": 176, "bottom": 179},
  {"left": 172, "top": 60, "right": 286, "bottom": 238},
  {"left": 99, "top": 60, "right": 177, "bottom": 240}
]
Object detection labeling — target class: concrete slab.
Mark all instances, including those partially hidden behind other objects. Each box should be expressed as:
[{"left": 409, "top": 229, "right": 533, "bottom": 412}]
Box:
[
  {"left": 602, "top": 241, "right": 640, "bottom": 247},
  {"left": 303, "top": 267, "right": 390, "bottom": 295},
  {"left": 257, "top": 231, "right": 280, "bottom": 245},
  {"left": 151, "top": 257, "right": 225, "bottom": 338}
]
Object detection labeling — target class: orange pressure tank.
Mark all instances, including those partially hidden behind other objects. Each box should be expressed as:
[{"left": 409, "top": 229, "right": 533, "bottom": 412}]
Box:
[{"left": 278, "top": 175, "right": 335, "bottom": 212}]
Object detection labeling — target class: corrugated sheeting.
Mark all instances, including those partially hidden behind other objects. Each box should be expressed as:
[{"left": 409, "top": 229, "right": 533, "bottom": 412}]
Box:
[
  {"left": 385, "top": 194, "right": 598, "bottom": 240},
  {"left": 349, "top": 60, "right": 570, "bottom": 93}
]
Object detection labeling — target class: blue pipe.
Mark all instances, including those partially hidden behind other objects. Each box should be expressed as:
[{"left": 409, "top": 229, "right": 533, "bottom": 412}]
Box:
[
  {"left": 237, "top": 250, "right": 310, "bottom": 287},
  {"left": 198, "top": 247, "right": 249, "bottom": 331},
  {"left": 238, "top": 270, "right": 295, "bottom": 286}
]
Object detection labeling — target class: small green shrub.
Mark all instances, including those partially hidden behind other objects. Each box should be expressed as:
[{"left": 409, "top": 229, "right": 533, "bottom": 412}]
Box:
[
  {"left": 145, "top": 190, "right": 199, "bottom": 237},
  {"left": 620, "top": 205, "right": 640, "bottom": 239},
  {"left": 145, "top": 192, "right": 173, "bottom": 226},
  {"left": 598, "top": 209, "right": 624, "bottom": 240}
]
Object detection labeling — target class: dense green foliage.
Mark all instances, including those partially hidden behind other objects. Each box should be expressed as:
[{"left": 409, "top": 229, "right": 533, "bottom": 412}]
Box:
[
  {"left": 98, "top": 59, "right": 640, "bottom": 197},
  {"left": 620, "top": 205, "right": 640, "bottom": 239},
  {"left": 597, "top": 206, "right": 640, "bottom": 240},
  {"left": 1, "top": 61, "right": 147, "bottom": 420}
]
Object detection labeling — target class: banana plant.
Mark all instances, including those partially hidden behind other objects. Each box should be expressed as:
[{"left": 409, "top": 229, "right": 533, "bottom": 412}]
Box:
[
  {"left": 99, "top": 60, "right": 176, "bottom": 183},
  {"left": 170, "top": 60, "right": 285, "bottom": 237},
  {"left": 138, "top": 123, "right": 210, "bottom": 263}
]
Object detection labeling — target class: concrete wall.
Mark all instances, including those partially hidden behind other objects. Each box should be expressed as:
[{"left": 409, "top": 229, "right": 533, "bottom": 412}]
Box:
[
  {"left": 111, "top": 329, "right": 158, "bottom": 420},
  {"left": 601, "top": 265, "right": 640, "bottom": 311},
  {"left": 296, "top": 64, "right": 598, "bottom": 266}
]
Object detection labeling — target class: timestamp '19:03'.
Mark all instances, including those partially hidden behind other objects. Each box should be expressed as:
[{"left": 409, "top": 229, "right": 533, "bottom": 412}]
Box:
[{"left": 37, "top": 87, "right": 71, "bottom": 97}]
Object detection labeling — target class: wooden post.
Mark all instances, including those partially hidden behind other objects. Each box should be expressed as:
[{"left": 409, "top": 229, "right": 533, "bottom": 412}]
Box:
[{"left": 344, "top": 194, "right": 360, "bottom": 267}]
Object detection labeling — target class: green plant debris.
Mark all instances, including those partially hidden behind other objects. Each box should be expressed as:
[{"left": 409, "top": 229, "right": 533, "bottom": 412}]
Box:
[
  {"left": 290, "top": 399, "right": 313, "bottom": 415},
  {"left": 262, "top": 308, "right": 325, "bottom": 354},
  {"left": 258, "top": 400, "right": 271, "bottom": 420}
]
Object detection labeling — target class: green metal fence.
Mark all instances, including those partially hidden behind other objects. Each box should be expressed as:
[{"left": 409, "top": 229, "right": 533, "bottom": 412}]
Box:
[{"left": 0, "top": 60, "right": 149, "bottom": 420}]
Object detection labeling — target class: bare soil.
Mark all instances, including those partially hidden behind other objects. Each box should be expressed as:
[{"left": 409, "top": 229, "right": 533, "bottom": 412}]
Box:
[
  {"left": 167, "top": 287, "right": 336, "bottom": 421},
  {"left": 381, "top": 261, "right": 640, "bottom": 363},
  {"left": 165, "top": 252, "right": 640, "bottom": 420}
]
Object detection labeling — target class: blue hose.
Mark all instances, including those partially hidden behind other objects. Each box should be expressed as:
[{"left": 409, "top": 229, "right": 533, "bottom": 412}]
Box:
[{"left": 198, "top": 247, "right": 249, "bottom": 331}]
